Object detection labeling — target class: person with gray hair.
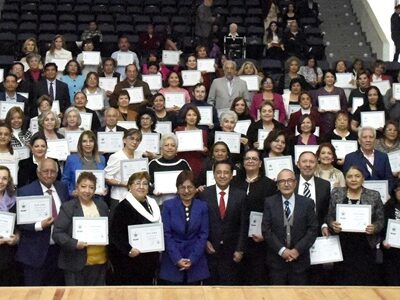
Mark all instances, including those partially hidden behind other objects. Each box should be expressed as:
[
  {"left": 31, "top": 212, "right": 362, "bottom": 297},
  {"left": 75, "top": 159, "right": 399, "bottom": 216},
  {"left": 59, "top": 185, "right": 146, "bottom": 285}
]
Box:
[
  {"left": 58, "top": 107, "right": 83, "bottom": 136},
  {"left": 208, "top": 60, "right": 249, "bottom": 110},
  {"left": 33, "top": 110, "right": 64, "bottom": 140}
]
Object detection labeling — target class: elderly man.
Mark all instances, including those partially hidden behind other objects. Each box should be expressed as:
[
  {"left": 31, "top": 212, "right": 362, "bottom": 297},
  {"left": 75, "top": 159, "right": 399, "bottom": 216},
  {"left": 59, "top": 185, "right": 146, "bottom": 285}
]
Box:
[{"left": 207, "top": 60, "right": 249, "bottom": 110}]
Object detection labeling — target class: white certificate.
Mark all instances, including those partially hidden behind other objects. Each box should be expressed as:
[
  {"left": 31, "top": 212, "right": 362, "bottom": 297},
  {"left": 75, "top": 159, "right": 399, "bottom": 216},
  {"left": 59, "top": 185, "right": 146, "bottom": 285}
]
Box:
[
  {"left": 72, "top": 217, "right": 108, "bottom": 245},
  {"left": 46, "top": 139, "right": 70, "bottom": 161},
  {"left": 155, "top": 121, "right": 172, "bottom": 134},
  {"left": 0, "top": 101, "right": 24, "bottom": 119},
  {"left": 239, "top": 75, "right": 259, "bottom": 91},
  {"left": 386, "top": 219, "right": 400, "bottom": 249},
  {"left": 154, "top": 170, "right": 182, "bottom": 194},
  {"left": 335, "top": 73, "right": 354, "bottom": 88},
  {"left": 0, "top": 211, "right": 15, "bottom": 238},
  {"left": 30, "top": 117, "right": 39, "bottom": 134},
  {"left": 176, "top": 130, "right": 203, "bottom": 152},
  {"left": 373, "top": 80, "right": 391, "bottom": 96},
  {"left": 135, "top": 133, "right": 160, "bottom": 155},
  {"left": 0, "top": 161, "right": 17, "bottom": 184},
  {"left": 117, "top": 121, "right": 137, "bottom": 130},
  {"left": 79, "top": 112, "right": 92, "bottom": 130},
  {"left": 142, "top": 74, "right": 162, "bottom": 91},
  {"left": 51, "top": 58, "right": 68, "bottom": 71},
  {"left": 336, "top": 204, "right": 371, "bottom": 232},
  {"left": 97, "top": 132, "right": 124, "bottom": 153},
  {"left": 197, "top": 58, "right": 215, "bottom": 73},
  {"left": 13, "top": 147, "right": 30, "bottom": 161},
  {"left": 214, "top": 131, "right": 241, "bottom": 154},
  {"left": 162, "top": 50, "right": 180, "bottom": 65},
  {"left": 294, "top": 145, "right": 319, "bottom": 163},
  {"left": 258, "top": 129, "right": 271, "bottom": 150},
  {"left": 234, "top": 120, "right": 251, "bottom": 136},
  {"left": 264, "top": 156, "right": 293, "bottom": 180},
  {"left": 363, "top": 180, "right": 389, "bottom": 204},
  {"left": 331, "top": 140, "right": 358, "bottom": 159},
  {"left": 206, "top": 170, "right": 237, "bottom": 186},
  {"left": 352, "top": 97, "right": 364, "bottom": 113},
  {"left": 310, "top": 236, "right": 343, "bottom": 265},
  {"left": 393, "top": 83, "right": 400, "bottom": 100},
  {"left": 16, "top": 196, "right": 52, "bottom": 224},
  {"left": 120, "top": 158, "right": 149, "bottom": 183},
  {"left": 288, "top": 104, "right": 301, "bottom": 115},
  {"left": 116, "top": 52, "right": 134, "bottom": 66},
  {"left": 82, "top": 51, "right": 101, "bottom": 65},
  {"left": 388, "top": 150, "right": 400, "bottom": 172},
  {"left": 75, "top": 170, "right": 105, "bottom": 194},
  {"left": 360, "top": 111, "right": 385, "bottom": 129},
  {"left": 248, "top": 211, "right": 263, "bottom": 237},
  {"left": 51, "top": 100, "right": 60, "bottom": 115},
  {"left": 86, "top": 94, "right": 104, "bottom": 111},
  {"left": 182, "top": 70, "right": 201, "bottom": 86},
  {"left": 0, "top": 69, "right": 3, "bottom": 82},
  {"left": 99, "top": 77, "right": 118, "bottom": 92},
  {"left": 164, "top": 92, "right": 185, "bottom": 108},
  {"left": 124, "top": 87, "right": 144, "bottom": 104},
  {"left": 318, "top": 95, "right": 340, "bottom": 111},
  {"left": 65, "top": 131, "right": 82, "bottom": 152},
  {"left": 128, "top": 223, "right": 165, "bottom": 252},
  {"left": 197, "top": 106, "right": 213, "bottom": 126}
]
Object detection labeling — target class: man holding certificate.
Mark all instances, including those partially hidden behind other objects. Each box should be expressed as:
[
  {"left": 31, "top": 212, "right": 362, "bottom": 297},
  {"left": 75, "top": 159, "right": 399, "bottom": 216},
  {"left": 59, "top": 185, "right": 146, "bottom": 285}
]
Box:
[
  {"left": 53, "top": 172, "right": 109, "bottom": 285},
  {"left": 16, "top": 158, "right": 69, "bottom": 286}
]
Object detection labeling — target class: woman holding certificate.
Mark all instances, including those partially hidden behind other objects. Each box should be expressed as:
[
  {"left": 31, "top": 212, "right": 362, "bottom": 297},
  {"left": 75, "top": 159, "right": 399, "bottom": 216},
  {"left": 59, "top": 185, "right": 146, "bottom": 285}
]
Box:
[
  {"left": 327, "top": 165, "right": 384, "bottom": 285},
  {"left": 109, "top": 171, "right": 161, "bottom": 285},
  {"left": 0, "top": 166, "right": 20, "bottom": 286},
  {"left": 73, "top": 91, "right": 102, "bottom": 132},
  {"left": 0, "top": 122, "right": 19, "bottom": 161},
  {"left": 81, "top": 72, "right": 108, "bottom": 126},
  {"left": 159, "top": 72, "right": 191, "bottom": 112},
  {"left": 116, "top": 90, "right": 138, "bottom": 122},
  {"left": 53, "top": 172, "right": 109, "bottom": 286},
  {"left": 61, "top": 59, "right": 85, "bottom": 103},
  {"left": 5, "top": 107, "right": 32, "bottom": 149},
  {"left": 291, "top": 114, "right": 319, "bottom": 147},
  {"left": 324, "top": 111, "right": 357, "bottom": 143},
  {"left": 153, "top": 93, "right": 177, "bottom": 128},
  {"left": 32, "top": 110, "right": 64, "bottom": 140}
]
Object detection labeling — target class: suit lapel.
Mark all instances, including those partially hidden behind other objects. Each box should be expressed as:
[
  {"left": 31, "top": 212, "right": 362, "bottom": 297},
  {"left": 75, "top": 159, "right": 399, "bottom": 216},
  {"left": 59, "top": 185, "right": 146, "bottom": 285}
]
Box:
[{"left": 209, "top": 186, "right": 221, "bottom": 220}]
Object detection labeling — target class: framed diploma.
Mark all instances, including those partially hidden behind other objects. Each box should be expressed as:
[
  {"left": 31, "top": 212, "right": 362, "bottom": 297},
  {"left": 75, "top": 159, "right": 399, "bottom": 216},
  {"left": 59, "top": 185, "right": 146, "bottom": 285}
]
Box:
[
  {"left": 142, "top": 74, "right": 162, "bottom": 91},
  {"left": 0, "top": 211, "right": 15, "bottom": 238},
  {"left": 0, "top": 161, "right": 17, "bottom": 184},
  {"left": 29, "top": 117, "right": 39, "bottom": 134},
  {"left": 217, "top": 108, "right": 229, "bottom": 118},
  {"left": 72, "top": 217, "right": 109, "bottom": 245},
  {"left": 386, "top": 219, "right": 400, "bottom": 249},
  {"left": 248, "top": 211, "right": 263, "bottom": 237},
  {"left": 13, "top": 147, "right": 30, "bottom": 161},
  {"left": 335, "top": 73, "right": 354, "bottom": 88},
  {"left": 336, "top": 204, "right": 371, "bottom": 232},
  {"left": 206, "top": 169, "right": 238, "bottom": 187},
  {"left": 128, "top": 223, "right": 165, "bottom": 252},
  {"left": 65, "top": 131, "right": 82, "bottom": 152},
  {"left": 51, "top": 100, "right": 60, "bottom": 115},
  {"left": 124, "top": 87, "right": 144, "bottom": 104},
  {"left": 388, "top": 150, "right": 400, "bottom": 172},
  {"left": 360, "top": 111, "right": 385, "bottom": 129},
  {"left": 117, "top": 121, "right": 138, "bottom": 130},
  {"left": 99, "top": 77, "right": 118, "bottom": 92},
  {"left": 393, "top": 83, "right": 400, "bottom": 100},
  {"left": 97, "top": 132, "right": 124, "bottom": 153},
  {"left": 46, "top": 139, "right": 70, "bottom": 161},
  {"left": 363, "top": 180, "right": 389, "bottom": 204},
  {"left": 318, "top": 95, "right": 340, "bottom": 111},
  {"left": 79, "top": 112, "right": 93, "bottom": 130},
  {"left": 176, "top": 130, "right": 203, "bottom": 152},
  {"left": 135, "top": 133, "right": 160, "bottom": 155},
  {"left": 197, "top": 106, "right": 213, "bottom": 126},
  {"left": 239, "top": 75, "right": 259, "bottom": 91},
  {"left": 155, "top": 121, "right": 172, "bottom": 135},
  {"left": 352, "top": 97, "right": 364, "bottom": 114},
  {"left": 234, "top": 120, "right": 251, "bottom": 136},
  {"left": 373, "top": 80, "right": 391, "bottom": 96},
  {"left": 16, "top": 196, "right": 52, "bottom": 224},
  {"left": 181, "top": 70, "right": 202, "bottom": 86},
  {"left": 164, "top": 92, "right": 186, "bottom": 108},
  {"left": 331, "top": 140, "right": 358, "bottom": 159},
  {"left": 162, "top": 50, "right": 180, "bottom": 65},
  {"left": 51, "top": 58, "right": 68, "bottom": 71},
  {"left": 257, "top": 129, "right": 271, "bottom": 150},
  {"left": 75, "top": 170, "right": 105, "bottom": 194},
  {"left": 310, "top": 236, "right": 343, "bottom": 265},
  {"left": 264, "top": 156, "right": 293, "bottom": 180},
  {"left": 154, "top": 170, "right": 182, "bottom": 194},
  {"left": 197, "top": 58, "right": 215, "bottom": 73},
  {"left": 86, "top": 94, "right": 104, "bottom": 111},
  {"left": 294, "top": 145, "right": 319, "bottom": 163},
  {"left": 116, "top": 52, "right": 134, "bottom": 66},
  {"left": 214, "top": 131, "right": 241, "bottom": 154},
  {"left": 82, "top": 51, "right": 101, "bottom": 65},
  {"left": 120, "top": 158, "right": 149, "bottom": 183},
  {"left": 288, "top": 104, "right": 301, "bottom": 116},
  {"left": 0, "top": 101, "right": 24, "bottom": 119}
]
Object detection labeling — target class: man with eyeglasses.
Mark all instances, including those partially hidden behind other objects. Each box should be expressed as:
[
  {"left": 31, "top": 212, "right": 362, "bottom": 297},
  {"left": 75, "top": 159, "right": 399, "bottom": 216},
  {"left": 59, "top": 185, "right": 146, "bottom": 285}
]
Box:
[
  {"left": 16, "top": 158, "right": 69, "bottom": 286},
  {"left": 262, "top": 168, "right": 317, "bottom": 285}
]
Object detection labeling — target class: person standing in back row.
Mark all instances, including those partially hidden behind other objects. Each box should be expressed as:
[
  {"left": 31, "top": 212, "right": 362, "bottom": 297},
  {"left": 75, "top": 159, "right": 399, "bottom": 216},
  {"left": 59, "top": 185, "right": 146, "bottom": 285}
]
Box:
[{"left": 391, "top": 4, "right": 400, "bottom": 62}]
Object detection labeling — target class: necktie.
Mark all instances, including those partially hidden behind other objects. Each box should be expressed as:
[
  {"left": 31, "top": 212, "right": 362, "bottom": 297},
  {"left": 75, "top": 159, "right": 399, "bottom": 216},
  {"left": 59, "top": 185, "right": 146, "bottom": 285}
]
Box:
[
  {"left": 49, "top": 82, "right": 54, "bottom": 101},
  {"left": 284, "top": 200, "right": 291, "bottom": 219},
  {"left": 219, "top": 191, "right": 226, "bottom": 219},
  {"left": 303, "top": 182, "right": 311, "bottom": 198},
  {"left": 46, "top": 189, "right": 58, "bottom": 218}
]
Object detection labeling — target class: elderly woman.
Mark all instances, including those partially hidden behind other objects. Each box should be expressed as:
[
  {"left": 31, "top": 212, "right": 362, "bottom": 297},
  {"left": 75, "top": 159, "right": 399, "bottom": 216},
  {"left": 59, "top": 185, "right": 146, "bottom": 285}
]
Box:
[
  {"left": 73, "top": 91, "right": 102, "bottom": 132},
  {"left": 153, "top": 93, "right": 177, "bottom": 128},
  {"left": 315, "top": 142, "right": 345, "bottom": 189},
  {"left": 19, "top": 38, "right": 41, "bottom": 71},
  {"left": 109, "top": 171, "right": 161, "bottom": 285},
  {"left": 24, "top": 53, "right": 43, "bottom": 83},
  {"left": 53, "top": 172, "right": 109, "bottom": 286},
  {"left": 5, "top": 106, "right": 32, "bottom": 149},
  {"left": 278, "top": 56, "right": 309, "bottom": 93},
  {"left": 375, "top": 120, "right": 400, "bottom": 154},
  {"left": 327, "top": 165, "right": 384, "bottom": 285},
  {"left": 324, "top": 110, "right": 358, "bottom": 143},
  {"left": 116, "top": 90, "right": 137, "bottom": 122},
  {"left": 58, "top": 107, "right": 84, "bottom": 136},
  {"left": 159, "top": 170, "right": 209, "bottom": 284}
]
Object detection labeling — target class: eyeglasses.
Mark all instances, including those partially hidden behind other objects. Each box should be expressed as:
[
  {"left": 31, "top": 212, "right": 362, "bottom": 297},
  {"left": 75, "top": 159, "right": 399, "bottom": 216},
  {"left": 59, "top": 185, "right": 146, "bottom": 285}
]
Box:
[
  {"left": 277, "top": 179, "right": 296, "bottom": 185},
  {"left": 244, "top": 157, "right": 260, "bottom": 162},
  {"left": 133, "top": 181, "right": 149, "bottom": 187}
]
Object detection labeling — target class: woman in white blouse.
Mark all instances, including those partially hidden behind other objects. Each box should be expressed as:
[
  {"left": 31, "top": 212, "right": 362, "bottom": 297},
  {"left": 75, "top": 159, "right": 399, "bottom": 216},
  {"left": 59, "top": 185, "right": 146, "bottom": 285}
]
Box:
[{"left": 45, "top": 34, "right": 72, "bottom": 65}]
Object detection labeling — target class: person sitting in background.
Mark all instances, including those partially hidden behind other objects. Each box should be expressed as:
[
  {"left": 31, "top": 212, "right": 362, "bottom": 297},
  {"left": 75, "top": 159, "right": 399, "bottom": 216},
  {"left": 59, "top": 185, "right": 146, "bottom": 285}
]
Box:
[
  {"left": 19, "top": 37, "right": 41, "bottom": 71},
  {"left": 139, "top": 24, "right": 161, "bottom": 55},
  {"left": 80, "top": 20, "right": 103, "bottom": 49},
  {"left": 278, "top": 56, "right": 309, "bottom": 94},
  {"left": 77, "top": 39, "right": 101, "bottom": 77},
  {"left": 298, "top": 56, "right": 323, "bottom": 89},
  {"left": 264, "top": 21, "right": 285, "bottom": 60},
  {"left": 283, "top": 21, "right": 307, "bottom": 59},
  {"left": 25, "top": 53, "right": 43, "bottom": 84},
  {"left": 370, "top": 59, "right": 392, "bottom": 83}
]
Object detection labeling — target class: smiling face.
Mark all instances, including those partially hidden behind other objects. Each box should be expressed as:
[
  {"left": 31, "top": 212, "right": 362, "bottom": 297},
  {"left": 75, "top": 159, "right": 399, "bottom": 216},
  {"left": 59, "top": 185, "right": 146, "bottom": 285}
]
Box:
[
  {"left": 74, "top": 92, "right": 87, "bottom": 109},
  {"left": 345, "top": 167, "right": 364, "bottom": 191},
  {"left": 358, "top": 73, "right": 370, "bottom": 89},
  {"left": 153, "top": 95, "right": 165, "bottom": 111},
  {"left": 213, "top": 144, "right": 229, "bottom": 161},
  {"left": 324, "top": 72, "right": 335, "bottom": 86},
  {"left": 104, "top": 109, "right": 118, "bottom": 127},
  {"left": 162, "top": 137, "right": 177, "bottom": 159},
  {"left": 359, "top": 128, "right": 375, "bottom": 152},
  {"left": 45, "top": 65, "right": 57, "bottom": 81},
  {"left": 118, "top": 95, "right": 130, "bottom": 108},
  {"left": 299, "top": 93, "right": 312, "bottom": 109},
  {"left": 300, "top": 116, "right": 313, "bottom": 134},
  {"left": 262, "top": 78, "right": 274, "bottom": 92},
  {"left": 178, "top": 179, "right": 196, "bottom": 203},
  {"left": 25, "top": 40, "right": 36, "bottom": 53},
  {"left": 193, "top": 85, "right": 206, "bottom": 101},
  {"left": 28, "top": 57, "right": 40, "bottom": 70},
  {"left": 260, "top": 104, "right": 274, "bottom": 123},
  {"left": 43, "top": 113, "right": 56, "bottom": 131},
  {"left": 336, "top": 61, "right": 347, "bottom": 73},
  {"left": 277, "top": 170, "right": 297, "bottom": 198},
  {"left": 76, "top": 178, "right": 95, "bottom": 204},
  {"left": 335, "top": 113, "right": 349, "bottom": 131},
  {"left": 123, "top": 133, "right": 141, "bottom": 152},
  {"left": 0, "top": 169, "right": 10, "bottom": 194},
  {"left": 186, "top": 56, "right": 197, "bottom": 70},
  {"left": 270, "top": 134, "right": 286, "bottom": 155},
  {"left": 243, "top": 63, "right": 254, "bottom": 75},
  {"left": 214, "top": 162, "right": 233, "bottom": 190},
  {"left": 234, "top": 99, "right": 246, "bottom": 114},
  {"left": 289, "top": 60, "right": 299, "bottom": 73},
  {"left": 167, "top": 72, "right": 180, "bottom": 88},
  {"left": 297, "top": 152, "right": 317, "bottom": 179},
  {"left": 103, "top": 60, "right": 115, "bottom": 74},
  {"left": 318, "top": 146, "right": 334, "bottom": 166},
  {"left": 67, "top": 61, "right": 78, "bottom": 75},
  {"left": 10, "top": 112, "right": 23, "bottom": 129},
  {"left": 243, "top": 150, "right": 262, "bottom": 174},
  {"left": 37, "top": 159, "right": 58, "bottom": 188},
  {"left": 384, "top": 123, "right": 399, "bottom": 141},
  {"left": 221, "top": 116, "right": 236, "bottom": 132},
  {"left": 129, "top": 176, "right": 149, "bottom": 201},
  {"left": 87, "top": 74, "right": 98, "bottom": 88},
  {"left": 140, "top": 114, "right": 153, "bottom": 130},
  {"left": 185, "top": 109, "right": 198, "bottom": 127},
  {"left": 367, "top": 88, "right": 379, "bottom": 106},
  {"left": 4, "top": 76, "right": 18, "bottom": 93},
  {"left": 31, "top": 138, "right": 47, "bottom": 158},
  {"left": 291, "top": 82, "right": 302, "bottom": 94},
  {"left": 81, "top": 134, "right": 95, "bottom": 156},
  {"left": 54, "top": 37, "right": 63, "bottom": 50},
  {"left": 223, "top": 62, "right": 236, "bottom": 80},
  {"left": 66, "top": 111, "right": 79, "bottom": 128},
  {"left": 0, "top": 127, "right": 11, "bottom": 149},
  {"left": 197, "top": 47, "right": 207, "bottom": 58}
]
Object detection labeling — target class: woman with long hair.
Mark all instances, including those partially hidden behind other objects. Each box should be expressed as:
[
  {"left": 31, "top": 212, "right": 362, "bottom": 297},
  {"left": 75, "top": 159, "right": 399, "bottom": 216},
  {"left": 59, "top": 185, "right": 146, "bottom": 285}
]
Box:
[{"left": 45, "top": 34, "right": 72, "bottom": 65}]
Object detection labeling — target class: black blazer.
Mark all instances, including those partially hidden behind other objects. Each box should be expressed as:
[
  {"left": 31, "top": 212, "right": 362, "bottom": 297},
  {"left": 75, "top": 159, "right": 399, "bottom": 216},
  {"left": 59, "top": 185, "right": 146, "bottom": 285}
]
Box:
[
  {"left": 33, "top": 79, "right": 70, "bottom": 116},
  {"left": 98, "top": 72, "right": 121, "bottom": 82},
  {"left": 97, "top": 125, "right": 127, "bottom": 133},
  {"left": 18, "top": 156, "right": 62, "bottom": 188}
]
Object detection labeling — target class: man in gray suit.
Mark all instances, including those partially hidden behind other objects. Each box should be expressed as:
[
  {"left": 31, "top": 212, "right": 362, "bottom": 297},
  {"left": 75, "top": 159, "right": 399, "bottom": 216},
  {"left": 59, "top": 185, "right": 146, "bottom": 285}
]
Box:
[{"left": 207, "top": 60, "right": 249, "bottom": 110}]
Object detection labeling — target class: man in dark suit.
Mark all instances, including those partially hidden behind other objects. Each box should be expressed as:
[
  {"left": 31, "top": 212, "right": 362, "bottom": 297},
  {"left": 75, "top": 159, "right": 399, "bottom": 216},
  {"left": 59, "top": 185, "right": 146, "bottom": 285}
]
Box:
[
  {"left": 0, "top": 74, "right": 29, "bottom": 118},
  {"left": 33, "top": 63, "right": 70, "bottom": 117},
  {"left": 199, "top": 160, "right": 248, "bottom": 285},
  {"left": 97, "top": 107, "right": 127, "bottom": 133},
  {"left": 16, "top": 158, "right": 69, "bottom": 286},
  {"left": 262, "top": 169, "right": 318, "bottom": 285}
]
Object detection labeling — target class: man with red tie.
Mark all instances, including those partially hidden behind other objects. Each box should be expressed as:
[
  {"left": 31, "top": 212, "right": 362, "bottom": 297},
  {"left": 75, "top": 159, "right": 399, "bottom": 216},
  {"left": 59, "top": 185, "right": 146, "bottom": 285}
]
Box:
[{"left": 200, "top": 160, "right": 248, "bottom": 285}]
